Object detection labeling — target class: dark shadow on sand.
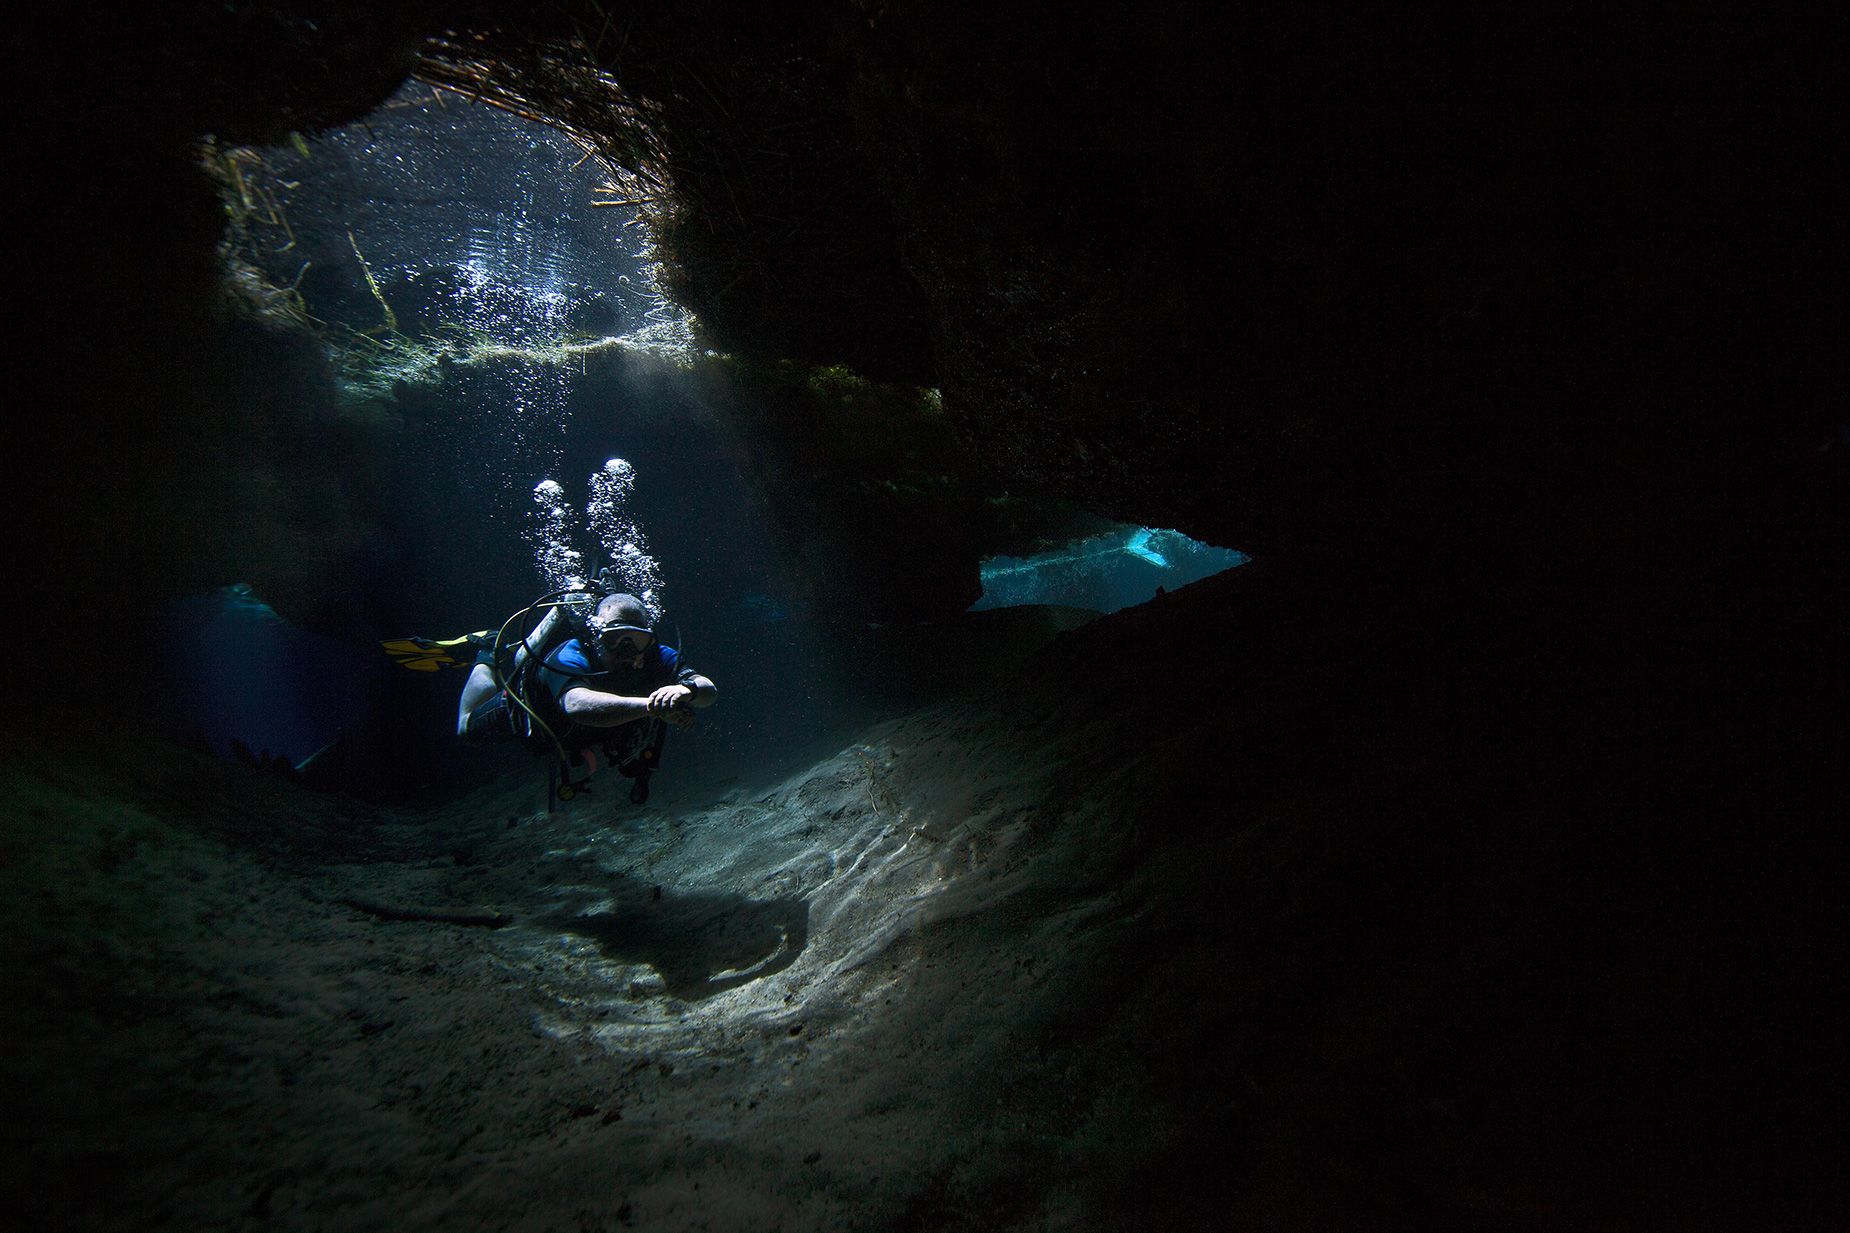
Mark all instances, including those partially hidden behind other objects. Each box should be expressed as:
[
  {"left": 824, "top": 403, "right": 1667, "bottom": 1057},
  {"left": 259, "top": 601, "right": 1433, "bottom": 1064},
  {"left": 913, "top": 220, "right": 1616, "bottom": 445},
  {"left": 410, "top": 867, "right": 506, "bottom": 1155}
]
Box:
[{"left": 537, "top": 878, "right": 809, "bottom": 1001}]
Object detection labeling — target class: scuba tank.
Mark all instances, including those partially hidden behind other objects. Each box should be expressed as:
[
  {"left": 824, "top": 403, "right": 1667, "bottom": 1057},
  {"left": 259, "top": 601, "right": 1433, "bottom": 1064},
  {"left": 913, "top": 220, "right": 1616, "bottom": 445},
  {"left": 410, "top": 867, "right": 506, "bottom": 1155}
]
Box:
[{"left": 488, "top": 574, "right": 608, "bottom": 765}]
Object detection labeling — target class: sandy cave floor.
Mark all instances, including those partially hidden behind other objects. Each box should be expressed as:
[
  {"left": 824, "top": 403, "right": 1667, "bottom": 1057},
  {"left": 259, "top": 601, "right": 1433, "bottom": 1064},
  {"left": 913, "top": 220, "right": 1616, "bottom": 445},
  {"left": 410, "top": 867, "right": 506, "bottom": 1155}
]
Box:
[
  {"left": 12, "top": 566, "right": 1814, "bottom": 1231},
  {"left": 2, "top": 692, "right": 1170, "bottom": 1233}
]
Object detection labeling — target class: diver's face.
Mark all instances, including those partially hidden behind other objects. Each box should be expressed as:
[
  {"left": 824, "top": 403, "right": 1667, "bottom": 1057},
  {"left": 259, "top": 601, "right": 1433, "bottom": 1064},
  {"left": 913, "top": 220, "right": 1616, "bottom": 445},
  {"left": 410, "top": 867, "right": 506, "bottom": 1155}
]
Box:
[{"left": 597, "top": 629, "right": 652, "bottom": 667}]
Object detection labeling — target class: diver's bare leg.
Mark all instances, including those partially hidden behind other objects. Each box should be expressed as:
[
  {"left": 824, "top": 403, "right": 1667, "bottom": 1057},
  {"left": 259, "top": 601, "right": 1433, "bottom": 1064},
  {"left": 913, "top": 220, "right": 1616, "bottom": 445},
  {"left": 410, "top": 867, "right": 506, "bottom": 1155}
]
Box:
[
  {"left": 457, "top": 663, "right": 498, "bottom": 736},
  {"left": 456, "top": 605, "right": 565, "bottom": 736}
]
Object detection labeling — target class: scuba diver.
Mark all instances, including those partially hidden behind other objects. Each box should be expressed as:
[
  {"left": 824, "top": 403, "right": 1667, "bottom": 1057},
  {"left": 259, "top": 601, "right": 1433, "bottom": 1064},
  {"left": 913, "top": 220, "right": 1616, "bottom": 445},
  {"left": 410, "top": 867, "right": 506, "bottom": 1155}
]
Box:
[{"left": 444, "top": 580, "right": 716, "bottom": 807}]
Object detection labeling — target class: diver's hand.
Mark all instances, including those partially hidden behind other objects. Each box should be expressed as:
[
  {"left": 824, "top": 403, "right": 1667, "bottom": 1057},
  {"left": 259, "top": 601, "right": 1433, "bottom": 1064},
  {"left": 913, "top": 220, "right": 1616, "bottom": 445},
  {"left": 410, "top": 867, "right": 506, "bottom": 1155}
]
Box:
[{"left": 647, "top": 684, "right": 697, "bottom": 714}]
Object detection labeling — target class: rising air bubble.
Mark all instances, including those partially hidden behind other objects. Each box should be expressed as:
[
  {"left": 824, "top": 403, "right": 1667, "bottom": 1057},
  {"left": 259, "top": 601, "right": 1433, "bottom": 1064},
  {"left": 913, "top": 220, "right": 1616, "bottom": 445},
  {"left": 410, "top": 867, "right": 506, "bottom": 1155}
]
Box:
[
  {"left": 527, "top": 460, "right": 666, "bottom": 621},
  {"left": 587, "top": 458, "right": 665, "bottom": 621},
  {"left": 530, "top": 478, "right": 586, "bottom": 592}
]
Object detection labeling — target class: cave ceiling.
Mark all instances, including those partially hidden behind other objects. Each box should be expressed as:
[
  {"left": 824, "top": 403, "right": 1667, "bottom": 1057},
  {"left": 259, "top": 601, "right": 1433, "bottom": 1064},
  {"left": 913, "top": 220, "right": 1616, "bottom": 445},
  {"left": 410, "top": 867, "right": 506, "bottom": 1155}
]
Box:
[{"left": 4, "top": 1, "right": 1825, "bottom": 644}]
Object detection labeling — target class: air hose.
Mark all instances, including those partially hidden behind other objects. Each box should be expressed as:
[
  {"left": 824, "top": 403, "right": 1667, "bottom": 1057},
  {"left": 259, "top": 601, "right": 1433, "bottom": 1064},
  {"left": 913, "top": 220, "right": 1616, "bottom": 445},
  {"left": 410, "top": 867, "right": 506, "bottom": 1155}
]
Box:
[{"left": 488, "top": 587, "right": 599, "bottom": 776}]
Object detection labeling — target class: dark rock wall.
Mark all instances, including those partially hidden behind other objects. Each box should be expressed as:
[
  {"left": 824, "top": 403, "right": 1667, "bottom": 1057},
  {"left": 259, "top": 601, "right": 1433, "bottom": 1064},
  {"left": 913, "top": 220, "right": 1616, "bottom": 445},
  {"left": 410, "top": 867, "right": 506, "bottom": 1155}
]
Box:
[
  {"left": 5, "top": 5, "right": 445, "bottom": 662},
  {"left": 833, "top": 5, "right": 1830, "bottom": 558},
  {"left": 702, "top": 359, "right": 1115, "bottom": 624}
]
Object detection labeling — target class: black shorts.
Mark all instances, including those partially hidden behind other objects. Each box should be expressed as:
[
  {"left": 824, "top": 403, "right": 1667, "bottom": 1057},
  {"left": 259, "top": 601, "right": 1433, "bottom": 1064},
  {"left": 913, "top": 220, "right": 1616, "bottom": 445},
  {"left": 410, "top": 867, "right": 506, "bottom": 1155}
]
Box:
[{"left": 463, "top": 691, "right": 516, "bottom": 743}]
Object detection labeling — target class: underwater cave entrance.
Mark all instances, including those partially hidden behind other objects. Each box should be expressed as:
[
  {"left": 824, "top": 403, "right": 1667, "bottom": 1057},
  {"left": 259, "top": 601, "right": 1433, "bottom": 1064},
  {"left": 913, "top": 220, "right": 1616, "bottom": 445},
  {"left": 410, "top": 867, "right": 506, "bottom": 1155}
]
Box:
[
  {"left": 190, "top": 81, "right": 691, "bottom": 780},
  {"left": 211, "top": 75, "right": 691, "bottom": 437},
  {"left": 969, "top": 526, "right": 1247, "bottom": 615},
  {"left": 192, "top": 77, "right": 870, "bottom": 801}
]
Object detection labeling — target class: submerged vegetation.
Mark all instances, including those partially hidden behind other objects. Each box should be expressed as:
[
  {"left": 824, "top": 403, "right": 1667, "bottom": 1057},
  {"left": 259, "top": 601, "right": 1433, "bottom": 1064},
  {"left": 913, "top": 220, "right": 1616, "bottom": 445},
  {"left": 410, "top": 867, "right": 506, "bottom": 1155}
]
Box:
[
  {"left": 319, "top": 325, "right": 685, "bottom": 404},
  {"left": 201, "top": 2, "right": 919, "bottom": 407},
  {"left": 201, "top": 83, "right": 698, "bottom": 407},
  {"left": 412, "top": 7, "right": 932, "bottom": 385}
]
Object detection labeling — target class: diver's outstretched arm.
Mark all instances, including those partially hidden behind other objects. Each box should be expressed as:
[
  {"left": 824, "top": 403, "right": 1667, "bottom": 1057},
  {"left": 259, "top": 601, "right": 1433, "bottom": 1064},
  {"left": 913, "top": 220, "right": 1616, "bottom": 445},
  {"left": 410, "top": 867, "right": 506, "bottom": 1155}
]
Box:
[{"left": 558, "top": 686, "right": 656, "bottom": 728}]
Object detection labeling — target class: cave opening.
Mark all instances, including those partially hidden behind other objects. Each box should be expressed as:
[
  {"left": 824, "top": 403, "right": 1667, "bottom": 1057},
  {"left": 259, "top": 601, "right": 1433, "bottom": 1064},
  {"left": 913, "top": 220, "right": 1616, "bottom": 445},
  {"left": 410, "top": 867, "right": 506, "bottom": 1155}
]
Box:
[
  {"left": 211, "top": 76, "right": 691, "bottom": 493},
  {"left": 970, "top": 526, "right": 1248, "bottom": 614},
  {"left": 154, "top": 583, "right": 375, "bottom": 774},
  {"left": 186, "top": 80, "right": 877, "bottom": 802}
]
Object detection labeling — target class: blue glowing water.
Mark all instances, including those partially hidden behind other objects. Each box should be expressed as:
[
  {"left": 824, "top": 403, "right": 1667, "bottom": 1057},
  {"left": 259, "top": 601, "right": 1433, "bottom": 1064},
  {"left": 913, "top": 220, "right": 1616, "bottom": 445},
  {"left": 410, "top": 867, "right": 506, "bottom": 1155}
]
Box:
[
  {"left": 970, "top": 527, "right": 1246, "bottom": 614},
  {"left": 154, "top": 586, "right": 378, "bottom": 768}
]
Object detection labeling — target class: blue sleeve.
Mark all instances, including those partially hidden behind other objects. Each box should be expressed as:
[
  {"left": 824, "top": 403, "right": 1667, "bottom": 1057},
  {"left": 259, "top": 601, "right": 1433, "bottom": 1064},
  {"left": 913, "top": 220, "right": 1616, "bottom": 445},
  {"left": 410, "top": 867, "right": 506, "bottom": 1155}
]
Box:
[
  {"left": 657, "top": 644, "right": 698, "bottom": 688},
  {"left": 537, "top": 640, "right": 597, "bottom": 703}
]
